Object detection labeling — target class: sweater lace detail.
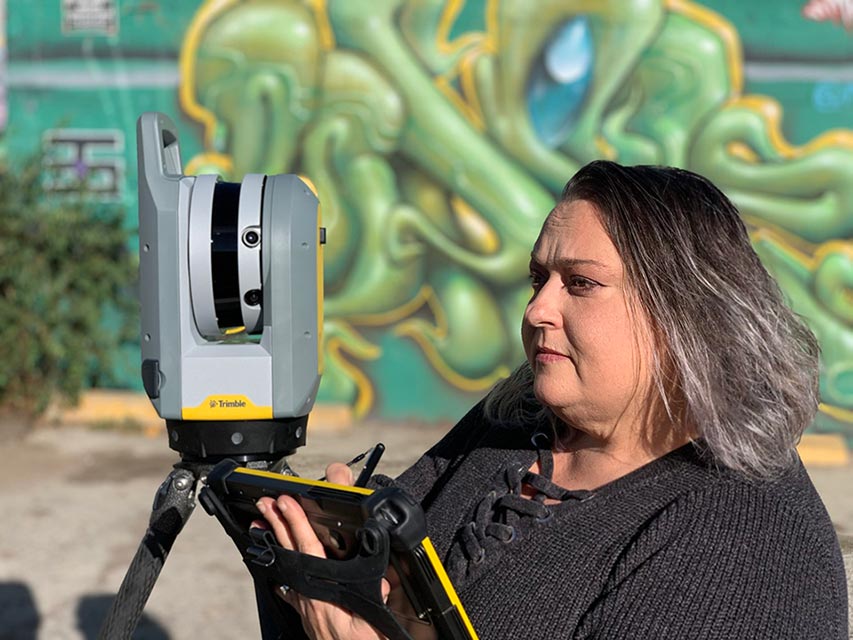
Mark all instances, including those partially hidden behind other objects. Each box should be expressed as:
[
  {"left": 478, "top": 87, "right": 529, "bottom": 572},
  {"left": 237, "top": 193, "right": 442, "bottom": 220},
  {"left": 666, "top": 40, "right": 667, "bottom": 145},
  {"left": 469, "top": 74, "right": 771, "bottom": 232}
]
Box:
[{"left": 453, "top": 451, "right": 592, "bottom": 576}]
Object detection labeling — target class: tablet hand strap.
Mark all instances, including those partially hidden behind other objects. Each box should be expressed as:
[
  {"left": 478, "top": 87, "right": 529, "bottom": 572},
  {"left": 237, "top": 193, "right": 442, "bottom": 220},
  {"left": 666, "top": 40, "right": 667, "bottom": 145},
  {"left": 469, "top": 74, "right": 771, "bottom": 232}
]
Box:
[{"left": 200, "top": 483, "right": 413, "bottom": 640}]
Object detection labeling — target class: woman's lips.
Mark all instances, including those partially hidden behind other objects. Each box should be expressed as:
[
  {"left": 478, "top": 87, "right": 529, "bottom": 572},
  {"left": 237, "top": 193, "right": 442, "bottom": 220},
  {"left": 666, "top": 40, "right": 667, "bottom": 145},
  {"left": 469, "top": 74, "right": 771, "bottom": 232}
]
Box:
[{"left": 535, "top": 347, "right": 569, "bottom": 363}]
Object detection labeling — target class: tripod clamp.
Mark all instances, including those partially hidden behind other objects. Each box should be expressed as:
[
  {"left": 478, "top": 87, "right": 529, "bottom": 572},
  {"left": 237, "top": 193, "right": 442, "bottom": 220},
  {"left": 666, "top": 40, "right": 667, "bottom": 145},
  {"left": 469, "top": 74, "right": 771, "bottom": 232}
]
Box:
[{"left": 199, "top": 475, "right": 413, "bottom": 640}]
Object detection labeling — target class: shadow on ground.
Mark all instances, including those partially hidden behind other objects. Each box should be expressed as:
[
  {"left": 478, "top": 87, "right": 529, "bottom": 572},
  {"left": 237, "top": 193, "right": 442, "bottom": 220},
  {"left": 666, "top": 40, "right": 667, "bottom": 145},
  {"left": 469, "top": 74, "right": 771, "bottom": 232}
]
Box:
[
  {"left": 77, "top": 595, "right": 171, "bottom": 639},
  {"left": 0, "top": 582, "right": 38, "bottom": 639},
  {"left": 0, "top": 582, "right": 171, "bottom": 640}
]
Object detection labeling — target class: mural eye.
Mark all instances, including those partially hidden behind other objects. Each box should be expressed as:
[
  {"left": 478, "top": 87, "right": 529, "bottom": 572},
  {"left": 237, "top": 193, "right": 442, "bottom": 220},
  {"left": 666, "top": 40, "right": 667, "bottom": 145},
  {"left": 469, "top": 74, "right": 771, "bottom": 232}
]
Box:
[{"left": 526, "top": 17, "right": 594, "bottom": 148}]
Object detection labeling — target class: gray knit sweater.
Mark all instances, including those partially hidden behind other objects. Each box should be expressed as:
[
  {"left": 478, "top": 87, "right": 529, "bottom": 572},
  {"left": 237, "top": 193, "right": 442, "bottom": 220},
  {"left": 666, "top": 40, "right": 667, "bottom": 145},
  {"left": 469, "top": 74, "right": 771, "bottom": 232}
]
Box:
[{"left": 380, "top": 402, "right": 849, "bottom": 639}]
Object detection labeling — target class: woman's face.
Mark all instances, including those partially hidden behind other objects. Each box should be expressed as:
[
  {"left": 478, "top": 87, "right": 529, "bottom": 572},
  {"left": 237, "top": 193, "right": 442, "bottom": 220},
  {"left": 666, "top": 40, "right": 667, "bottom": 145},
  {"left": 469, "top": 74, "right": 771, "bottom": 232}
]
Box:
[{"left": 522, "top": 199, "right": 656, "bottom": 435}]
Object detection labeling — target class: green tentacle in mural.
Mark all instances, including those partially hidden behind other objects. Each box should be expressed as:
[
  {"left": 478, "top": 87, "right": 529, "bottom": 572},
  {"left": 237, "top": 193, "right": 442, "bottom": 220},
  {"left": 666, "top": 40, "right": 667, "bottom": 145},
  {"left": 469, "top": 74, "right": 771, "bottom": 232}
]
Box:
[
  {"left": 394, "top": 266, "right": 512, "bottom": 383},
  {"left": 690, "top": 100, "right": 853, "bottom": 244},
  {"left": 753, "top": 234, "right": 853, "bottom": 434},
  {"left": 179, "top": 0, "right": 853, "bottom": 438},
  {"left": 322, "top": 319, "right": 381, "bottom": 415},
  {"left": 602, "top": 10, "right": 734, "bottom": 165},
  {"left": 303, "top": 50, "right": 415, "bottom": 306},
  {"left": 188, "top": 0, "right": 321, "bottom": 174},
  {"left": 322, "top": 155, "right": 425, "bottom": 317},
  {"left": 329, "top": 0, "right": 554, "bottom": 282},
  {"left": 813, "top": 247, "right": 853, "bottom": 325},
  {"left": 186, "top": 0, "right": 550, "bottom": 412},
  {"left": 556, "top": 0, "right": 667, "bottom": 164}
]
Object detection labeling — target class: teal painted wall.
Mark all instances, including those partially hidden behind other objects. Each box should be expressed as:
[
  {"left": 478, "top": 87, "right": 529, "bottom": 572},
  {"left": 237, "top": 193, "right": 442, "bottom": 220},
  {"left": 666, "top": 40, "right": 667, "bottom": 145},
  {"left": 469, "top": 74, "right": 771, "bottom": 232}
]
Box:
[{"left": 4, "top": 0, "right": 853, "bottom": 439}]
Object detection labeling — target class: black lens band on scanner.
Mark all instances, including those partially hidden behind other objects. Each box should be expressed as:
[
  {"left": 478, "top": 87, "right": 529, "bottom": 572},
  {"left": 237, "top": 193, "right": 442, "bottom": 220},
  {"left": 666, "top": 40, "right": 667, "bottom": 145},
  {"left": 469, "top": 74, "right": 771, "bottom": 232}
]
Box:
[{"left": 211, "top": 181, "right": 243, "bottom": 330}]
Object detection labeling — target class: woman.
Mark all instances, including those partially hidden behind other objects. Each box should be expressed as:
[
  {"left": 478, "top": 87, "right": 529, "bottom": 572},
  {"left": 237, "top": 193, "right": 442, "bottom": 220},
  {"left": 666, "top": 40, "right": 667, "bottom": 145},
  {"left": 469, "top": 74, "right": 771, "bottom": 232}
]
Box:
[{"left": 257, "top": 161, "right": 848, "bottom": 638}]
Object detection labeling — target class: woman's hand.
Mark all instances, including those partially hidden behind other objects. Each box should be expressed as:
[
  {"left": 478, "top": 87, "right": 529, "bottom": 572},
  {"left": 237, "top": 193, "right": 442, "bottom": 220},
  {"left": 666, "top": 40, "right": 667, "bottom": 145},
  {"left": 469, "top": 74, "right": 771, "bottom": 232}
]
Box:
[{"left": 254, "top": 463, "right": 389, "bottom": 640}]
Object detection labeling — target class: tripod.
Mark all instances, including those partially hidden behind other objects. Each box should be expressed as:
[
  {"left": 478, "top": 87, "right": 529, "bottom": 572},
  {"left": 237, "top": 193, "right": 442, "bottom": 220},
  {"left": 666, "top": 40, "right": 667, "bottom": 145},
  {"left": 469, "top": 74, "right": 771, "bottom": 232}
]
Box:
[{"left": 97, "top": 419, "right": 305, "bottom": 640}]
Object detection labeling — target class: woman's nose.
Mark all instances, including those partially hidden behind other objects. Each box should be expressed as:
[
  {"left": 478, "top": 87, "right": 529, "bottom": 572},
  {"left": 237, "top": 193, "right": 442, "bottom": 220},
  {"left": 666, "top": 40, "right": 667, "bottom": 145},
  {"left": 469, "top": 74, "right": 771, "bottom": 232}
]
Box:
[{"left": 525, "top": 280, "right": 562, "bottom": 328}]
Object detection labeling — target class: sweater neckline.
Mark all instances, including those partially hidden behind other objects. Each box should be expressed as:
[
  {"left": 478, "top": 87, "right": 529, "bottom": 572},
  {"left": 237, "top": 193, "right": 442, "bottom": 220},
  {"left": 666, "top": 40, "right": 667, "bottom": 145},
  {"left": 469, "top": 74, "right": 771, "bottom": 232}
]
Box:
[{"left": 529, "top": 438, "right": 706, "bottom": 508}]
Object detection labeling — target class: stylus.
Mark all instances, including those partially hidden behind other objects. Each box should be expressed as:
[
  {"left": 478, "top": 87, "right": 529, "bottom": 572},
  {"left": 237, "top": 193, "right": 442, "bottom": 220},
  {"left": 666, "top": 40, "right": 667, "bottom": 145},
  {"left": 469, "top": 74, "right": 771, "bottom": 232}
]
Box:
[
  {"left": 354, "top": 443, "right": 385, "bottom": 487},
  {"left": 318, "top": 443, "right": 385, "bottom": 486}
]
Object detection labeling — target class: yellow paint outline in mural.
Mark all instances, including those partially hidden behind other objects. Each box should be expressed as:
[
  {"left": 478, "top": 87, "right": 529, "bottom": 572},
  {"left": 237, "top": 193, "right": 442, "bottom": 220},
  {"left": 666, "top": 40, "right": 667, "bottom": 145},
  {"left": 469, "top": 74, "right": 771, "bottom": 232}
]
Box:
[
  {"left": 184, "top": 151, "right": 234, "bottom": 176},
  {"left": 436, "top": 0, "right": 488, "bottom": 56},
  {"left": 345, "top": 286, "right": 434, "bottom": 327},
  {"left": 306, "top": 0, "right": 336, "bottom": 51},
  {"left": 458, "top": 48, "right": 488, "bottom": 123},
  {"left": 820, "top": 403, "right": 853, "bottom": 424},
  {"left": 733, "top": 92, "right": 853, "bottom": 253},
  {"left": 432, "top": 0, "right": 500, "bottom": 56},
  {"left": 665, "top": 0, "right": 743, "bottom": 95},
  {"left": 726, "top": 141, "right": 760, "bottom": 164},
  {"left": 179, "top": 0, "right": 334, "bottom": 166},
  {"left": 748, "top": 221, "right": 818, "bottom": 258},
  {"left": 726, "top": 96, "right": 853, "bottom": 159},
  {"left": 594, "top": 136, "right": 617, "bottom": 160},
  {"left": 179, "top": 0, "right": 237, "bottom": 151},
  {"left": 435, "top": 76, "right": 487, "bottom": 131},
  {"left": 328, "top": 283, "right": 514, "bottom": 409},
  {"left": 450, "top": 195, "right": 500, "bottom": 254},
  {"left": 751, "top": 228, "right": 853, "bottom": 274},
  {"left": 394, "top": 286, "right": 511, "bottom": 392},
  {"left": 326, "top": 285, "right": 510, "bottom": 396},
  {"left": 431, "top": 0, "right": 501, "bottom": 132},
  {"left": 326, "top": 322, "right": 381, "bottom": 418},
  {"left": 335, "top": 281, "right": 511, "bottom": 402},
  {"left": 484, "top": 0, "right": 500, "bottom": 51}
]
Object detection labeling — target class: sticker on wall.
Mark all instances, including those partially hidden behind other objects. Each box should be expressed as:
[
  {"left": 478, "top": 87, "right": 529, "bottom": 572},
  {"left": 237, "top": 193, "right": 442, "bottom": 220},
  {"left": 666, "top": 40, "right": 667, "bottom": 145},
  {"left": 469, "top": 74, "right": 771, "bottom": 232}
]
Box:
[{"left": 62, "top": 0, "right": 119, "bottom": 36}]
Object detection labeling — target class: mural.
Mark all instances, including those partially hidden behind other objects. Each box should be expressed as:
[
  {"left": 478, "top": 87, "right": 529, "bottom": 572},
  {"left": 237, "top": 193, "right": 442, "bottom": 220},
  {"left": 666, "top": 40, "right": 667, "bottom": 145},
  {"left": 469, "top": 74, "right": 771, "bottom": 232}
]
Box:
[
  {"left": 166, "top": 0, "right": 853, "bottom": 438},
  {"left": 4, "top": 0, "right": 853, "bottom": 437}
]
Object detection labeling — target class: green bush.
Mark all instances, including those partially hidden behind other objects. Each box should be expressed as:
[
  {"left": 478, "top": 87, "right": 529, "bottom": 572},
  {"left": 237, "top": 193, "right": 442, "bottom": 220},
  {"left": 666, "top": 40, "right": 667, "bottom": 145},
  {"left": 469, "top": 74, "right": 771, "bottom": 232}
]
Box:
[{"left": 0, "top": 155, "right": 136, "bottom": 417}]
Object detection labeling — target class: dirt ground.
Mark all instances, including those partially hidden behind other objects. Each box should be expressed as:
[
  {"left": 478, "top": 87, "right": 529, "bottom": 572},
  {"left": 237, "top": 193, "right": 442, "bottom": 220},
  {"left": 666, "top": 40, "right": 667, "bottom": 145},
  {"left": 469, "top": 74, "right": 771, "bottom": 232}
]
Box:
[{"left": 0, "top": 419, "right": 850, "bottom": 639}]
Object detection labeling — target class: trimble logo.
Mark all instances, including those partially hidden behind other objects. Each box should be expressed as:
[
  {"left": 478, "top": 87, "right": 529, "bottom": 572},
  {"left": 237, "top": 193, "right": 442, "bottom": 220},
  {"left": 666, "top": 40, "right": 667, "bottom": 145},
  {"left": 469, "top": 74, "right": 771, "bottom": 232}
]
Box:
[{"left": 210, "top": 399, "right": 247, "bottom": 408}]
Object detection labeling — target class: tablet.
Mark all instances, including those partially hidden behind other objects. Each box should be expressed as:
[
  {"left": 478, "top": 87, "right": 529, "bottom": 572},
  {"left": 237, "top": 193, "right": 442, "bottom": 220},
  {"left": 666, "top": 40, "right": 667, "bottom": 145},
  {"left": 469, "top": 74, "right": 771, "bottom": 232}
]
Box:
[{"left": 202, "top": 461, "right": 478, "bottom": 640}]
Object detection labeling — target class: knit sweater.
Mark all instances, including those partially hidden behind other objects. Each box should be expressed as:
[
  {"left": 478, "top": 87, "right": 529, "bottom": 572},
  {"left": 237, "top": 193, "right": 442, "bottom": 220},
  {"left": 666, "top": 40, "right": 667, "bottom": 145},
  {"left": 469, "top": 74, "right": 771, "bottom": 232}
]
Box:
[{"left": 379, "top": 402, "right": 849, "bottom": 639}]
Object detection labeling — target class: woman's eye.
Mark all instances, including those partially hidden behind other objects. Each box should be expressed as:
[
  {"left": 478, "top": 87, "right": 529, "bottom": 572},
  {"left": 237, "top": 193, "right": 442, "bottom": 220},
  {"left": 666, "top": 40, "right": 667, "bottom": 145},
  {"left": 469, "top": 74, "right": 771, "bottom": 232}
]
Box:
[
  {"left": 566, "top": 276, "right": 598, "bottom": 292},
  {"left": 529, "top": 272, "right": 545, "bottom": 288}
]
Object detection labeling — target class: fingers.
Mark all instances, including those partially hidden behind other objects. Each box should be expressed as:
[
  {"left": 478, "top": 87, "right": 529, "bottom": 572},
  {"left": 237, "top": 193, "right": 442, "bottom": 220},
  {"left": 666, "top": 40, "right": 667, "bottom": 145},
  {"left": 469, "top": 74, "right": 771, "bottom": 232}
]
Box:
[
  {"left": 275, "top": 495, "right": 326, "bottom": 557},
  {"left": 256, "top": 496, "right": 295, "bottom": 549},
  {"left": 325, "top": 462, "right": 354, "bottom": 486},
  {"left": 380, "top": 578, "right": 391, "bottom": 603},
  {"left": 256, "top": 494, "right": 327, "bottom": 558}
]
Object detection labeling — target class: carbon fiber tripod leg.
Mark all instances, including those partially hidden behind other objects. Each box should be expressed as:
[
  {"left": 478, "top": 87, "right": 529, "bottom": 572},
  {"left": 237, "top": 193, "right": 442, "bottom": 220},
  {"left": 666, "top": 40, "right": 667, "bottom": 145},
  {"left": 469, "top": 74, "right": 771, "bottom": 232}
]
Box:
[{"left": 97, "top": 465, "right": 200, "bottom": 640}]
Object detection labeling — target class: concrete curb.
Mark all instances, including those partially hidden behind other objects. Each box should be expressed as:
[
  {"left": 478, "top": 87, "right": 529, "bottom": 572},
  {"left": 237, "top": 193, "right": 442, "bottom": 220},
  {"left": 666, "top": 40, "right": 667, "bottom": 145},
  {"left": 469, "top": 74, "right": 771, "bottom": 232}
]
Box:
[
  {"left": 797, "top": 434, "right": 850, "bottom": 466},
  {"left": 45, "top": 390, "right": 354, "bottom": 435}
]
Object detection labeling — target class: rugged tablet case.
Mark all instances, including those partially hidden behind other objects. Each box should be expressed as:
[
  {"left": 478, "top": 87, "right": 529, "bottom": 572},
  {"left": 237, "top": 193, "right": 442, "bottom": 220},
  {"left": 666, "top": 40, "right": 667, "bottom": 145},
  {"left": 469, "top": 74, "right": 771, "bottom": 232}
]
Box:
[{"left": 200, "top": 459, "right": 478, "bottom": 640}]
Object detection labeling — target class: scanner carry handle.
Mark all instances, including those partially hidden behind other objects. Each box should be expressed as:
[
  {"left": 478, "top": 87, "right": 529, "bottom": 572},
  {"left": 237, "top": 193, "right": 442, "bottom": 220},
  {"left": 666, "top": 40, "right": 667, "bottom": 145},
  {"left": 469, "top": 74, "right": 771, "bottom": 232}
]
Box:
[{"left": 137, "top": 112, "right": 183, "bottom": 179}]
